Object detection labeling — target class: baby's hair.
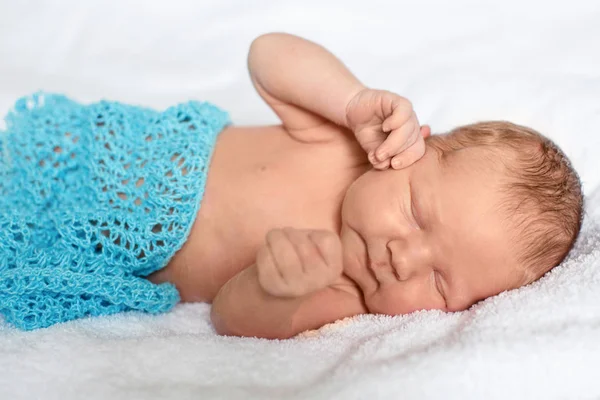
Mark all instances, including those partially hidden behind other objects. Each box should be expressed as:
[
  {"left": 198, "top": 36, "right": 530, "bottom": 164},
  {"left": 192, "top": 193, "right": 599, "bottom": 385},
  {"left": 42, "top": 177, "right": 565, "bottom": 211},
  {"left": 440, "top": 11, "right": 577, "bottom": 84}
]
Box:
[{"left": 426, "top": 121, "right": 584, "bottom": 286}]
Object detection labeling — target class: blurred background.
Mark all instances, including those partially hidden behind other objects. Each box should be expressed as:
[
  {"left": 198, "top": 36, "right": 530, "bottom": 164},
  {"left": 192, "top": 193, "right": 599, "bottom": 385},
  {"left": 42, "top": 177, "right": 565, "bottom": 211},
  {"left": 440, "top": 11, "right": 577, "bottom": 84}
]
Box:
[{"left": 1, "top": 0, "right": 599, "bottom": 193}]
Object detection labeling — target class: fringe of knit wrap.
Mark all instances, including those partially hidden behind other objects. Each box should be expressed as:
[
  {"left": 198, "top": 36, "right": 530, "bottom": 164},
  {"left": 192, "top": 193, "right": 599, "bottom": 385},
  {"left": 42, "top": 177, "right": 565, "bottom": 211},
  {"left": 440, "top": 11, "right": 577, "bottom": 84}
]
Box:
[{"left": 0, "top": 93, "right": 230, "bottom": 330}]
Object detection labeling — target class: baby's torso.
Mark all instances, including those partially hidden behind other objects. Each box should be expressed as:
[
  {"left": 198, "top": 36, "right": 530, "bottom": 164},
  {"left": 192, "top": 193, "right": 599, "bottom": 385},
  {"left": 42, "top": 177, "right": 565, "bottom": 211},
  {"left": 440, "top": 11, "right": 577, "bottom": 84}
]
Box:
[{"left": 148, "top": 123, "right": 368, "bottom": 301}]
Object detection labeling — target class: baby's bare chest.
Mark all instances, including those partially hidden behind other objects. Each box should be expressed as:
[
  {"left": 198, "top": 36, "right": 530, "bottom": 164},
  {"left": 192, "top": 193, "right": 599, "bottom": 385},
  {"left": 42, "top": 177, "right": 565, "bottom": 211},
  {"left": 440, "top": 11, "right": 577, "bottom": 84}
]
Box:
[{"left": 151, "top": 125, "right": 367, "bottom": 301}]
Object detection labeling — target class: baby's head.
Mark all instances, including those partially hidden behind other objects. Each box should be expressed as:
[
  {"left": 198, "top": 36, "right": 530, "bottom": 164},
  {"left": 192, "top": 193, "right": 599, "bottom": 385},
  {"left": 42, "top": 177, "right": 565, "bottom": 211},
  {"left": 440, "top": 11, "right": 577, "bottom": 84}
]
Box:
[
  {"left": 340, "top": 121, "right": 583, "bottom": 315},
  {"left": 428, "top": 121, "right": 583, "bottom": 284}
]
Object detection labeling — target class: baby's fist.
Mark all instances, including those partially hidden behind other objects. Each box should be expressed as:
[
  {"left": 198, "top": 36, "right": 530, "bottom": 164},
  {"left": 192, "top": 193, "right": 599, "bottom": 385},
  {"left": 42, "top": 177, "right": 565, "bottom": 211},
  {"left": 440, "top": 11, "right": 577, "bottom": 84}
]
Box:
[
  {"left": 346, "top": 89, "right": 430, "bottom": 170},
  {"left": 256, "top": 228, "right": 343, "bottom": 298}
]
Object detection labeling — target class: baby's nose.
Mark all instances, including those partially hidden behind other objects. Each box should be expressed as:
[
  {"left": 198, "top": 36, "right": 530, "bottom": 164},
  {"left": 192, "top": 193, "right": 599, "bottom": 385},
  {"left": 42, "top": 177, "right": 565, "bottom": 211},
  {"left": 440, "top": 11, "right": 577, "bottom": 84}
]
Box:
[{"left": 387, "top": 238, "right": 431, "bottom": 280}]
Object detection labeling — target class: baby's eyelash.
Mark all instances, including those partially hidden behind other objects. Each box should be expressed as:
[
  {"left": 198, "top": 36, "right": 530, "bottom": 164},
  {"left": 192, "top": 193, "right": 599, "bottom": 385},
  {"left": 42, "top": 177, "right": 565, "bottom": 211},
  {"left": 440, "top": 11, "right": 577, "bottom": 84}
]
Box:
[{"left": 433, "top": 271, "right": 448, "bottom": 307}]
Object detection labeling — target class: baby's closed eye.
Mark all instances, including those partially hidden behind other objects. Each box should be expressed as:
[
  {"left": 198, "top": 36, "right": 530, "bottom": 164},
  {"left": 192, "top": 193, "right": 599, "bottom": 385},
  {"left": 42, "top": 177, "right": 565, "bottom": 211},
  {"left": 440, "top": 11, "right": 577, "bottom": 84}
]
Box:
[{"left": 432, "top": 270, "right": 447, "bottom": 308}]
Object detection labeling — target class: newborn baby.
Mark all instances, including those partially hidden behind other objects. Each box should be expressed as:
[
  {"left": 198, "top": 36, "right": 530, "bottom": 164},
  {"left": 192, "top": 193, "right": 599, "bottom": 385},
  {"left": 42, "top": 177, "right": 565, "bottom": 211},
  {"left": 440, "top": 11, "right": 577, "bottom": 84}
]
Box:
[
  {"left": 149, "top": 33, "right": 583, "bottom": 338},
  {"left": 0, "top": 33, "right": 583, "bottom": 337}
]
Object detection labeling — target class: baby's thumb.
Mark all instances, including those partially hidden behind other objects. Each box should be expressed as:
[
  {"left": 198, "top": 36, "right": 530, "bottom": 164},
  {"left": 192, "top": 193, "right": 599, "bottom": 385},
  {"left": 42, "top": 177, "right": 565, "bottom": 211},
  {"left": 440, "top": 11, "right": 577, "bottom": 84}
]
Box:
[{"left": 420, "top": 125, "right": 431, "bottom": 138}]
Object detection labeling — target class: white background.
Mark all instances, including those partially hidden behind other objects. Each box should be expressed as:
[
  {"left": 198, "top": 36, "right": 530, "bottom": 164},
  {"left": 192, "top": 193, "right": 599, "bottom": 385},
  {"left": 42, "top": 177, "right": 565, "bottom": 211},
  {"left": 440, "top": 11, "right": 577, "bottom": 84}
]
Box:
[{"left": 1, "top": 0, "right": 599, "bottom": 193}]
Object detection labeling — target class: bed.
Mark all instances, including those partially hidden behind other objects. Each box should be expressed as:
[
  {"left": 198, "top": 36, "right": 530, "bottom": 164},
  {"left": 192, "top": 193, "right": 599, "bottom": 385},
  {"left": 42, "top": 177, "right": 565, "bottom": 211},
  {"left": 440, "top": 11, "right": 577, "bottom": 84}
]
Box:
[{"left": 1, "top": 1, "right": 599, "bottom": 399}]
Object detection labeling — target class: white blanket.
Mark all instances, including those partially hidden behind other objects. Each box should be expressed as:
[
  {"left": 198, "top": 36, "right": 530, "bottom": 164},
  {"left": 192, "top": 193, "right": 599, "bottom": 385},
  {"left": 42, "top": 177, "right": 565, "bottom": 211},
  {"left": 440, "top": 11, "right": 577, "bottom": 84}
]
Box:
[{"left": 1, "top": 1, "right": 599, "bottom": 399}]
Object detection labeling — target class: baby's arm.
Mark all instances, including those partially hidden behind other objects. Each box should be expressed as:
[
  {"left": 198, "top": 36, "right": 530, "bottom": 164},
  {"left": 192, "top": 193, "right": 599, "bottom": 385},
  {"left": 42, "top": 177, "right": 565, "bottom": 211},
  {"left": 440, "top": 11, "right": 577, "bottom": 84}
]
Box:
[
  {"left": 250, "top": 33, "right": 429, "bottom": 169},
  {"left": 249, "top": 32, "right": 365, "bottom": 131},
  {"left": 210, "top": 228, "right": 366, "bottom": 339}
]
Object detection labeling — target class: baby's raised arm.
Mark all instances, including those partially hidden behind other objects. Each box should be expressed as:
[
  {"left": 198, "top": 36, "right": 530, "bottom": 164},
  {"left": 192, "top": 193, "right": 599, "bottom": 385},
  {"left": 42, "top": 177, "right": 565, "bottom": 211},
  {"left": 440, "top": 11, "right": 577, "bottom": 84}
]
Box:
[
  {"left": 249, "top": 32, "right": 429, "bottom": 169},
  {"left": 249, "top": 32, "right": 365, "bottom": 131}
]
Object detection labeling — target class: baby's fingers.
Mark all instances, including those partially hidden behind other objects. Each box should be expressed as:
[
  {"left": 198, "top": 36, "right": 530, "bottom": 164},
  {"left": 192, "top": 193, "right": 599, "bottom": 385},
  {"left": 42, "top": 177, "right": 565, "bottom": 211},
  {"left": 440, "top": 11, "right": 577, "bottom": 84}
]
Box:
[
  {"left": 381, "top": 98, "right": 413, "bottom": 133},
  {"left": 308, "top": 230, "right": 343, "bottom": 276},
  {"left": 264, "top": 229, "right": 303, "bottom": 289},
  {"left": 283, "top": 228, "right": 323, "bottom": 274},
  {"left": 256, "top": 245, "right": 287, "bottom": 297},
  {"left": 390, "top": 136, "right": 426, "bottom": 170},
  {"left": 375, "top": 115, "right": 418, "bottom": 162},
  {"left": 372, "top": 158, "right": 391, "bottom": 171}
]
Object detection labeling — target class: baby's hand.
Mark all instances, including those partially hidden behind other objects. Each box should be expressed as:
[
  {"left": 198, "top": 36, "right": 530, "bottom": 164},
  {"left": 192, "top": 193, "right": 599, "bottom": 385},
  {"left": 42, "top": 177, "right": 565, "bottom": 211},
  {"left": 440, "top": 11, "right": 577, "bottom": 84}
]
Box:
[
  {"left": 256, "top": 228, "right": 343, "bottom": 298},
  {"left": 346, "top": 89, "right": 430, "bottom": 170}
]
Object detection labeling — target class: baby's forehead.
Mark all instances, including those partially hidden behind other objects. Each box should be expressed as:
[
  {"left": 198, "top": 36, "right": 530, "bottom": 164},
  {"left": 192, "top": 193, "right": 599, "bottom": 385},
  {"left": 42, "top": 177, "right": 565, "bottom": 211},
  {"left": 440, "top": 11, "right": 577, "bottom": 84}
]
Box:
[
  {"left": 425, "top": 142, "right": 507, "bottom": 176},
  {"left": 420, "top": 143, "right": 518, "bottom": 236}
]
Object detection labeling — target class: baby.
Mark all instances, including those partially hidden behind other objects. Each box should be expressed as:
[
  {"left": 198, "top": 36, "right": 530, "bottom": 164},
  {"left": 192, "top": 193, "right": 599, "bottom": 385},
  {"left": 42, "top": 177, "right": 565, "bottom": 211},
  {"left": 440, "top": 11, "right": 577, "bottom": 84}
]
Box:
[
  {"left": 0, "top": 33, "right": 583, "bottom": 338},
  {"left": 150, "top": 33, "right": 583, "bottom": 338}
]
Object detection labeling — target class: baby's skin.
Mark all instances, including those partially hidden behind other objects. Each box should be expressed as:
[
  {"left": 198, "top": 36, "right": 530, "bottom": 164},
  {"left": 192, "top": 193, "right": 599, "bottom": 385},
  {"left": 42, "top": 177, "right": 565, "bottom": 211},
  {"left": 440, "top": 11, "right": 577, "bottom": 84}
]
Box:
[{"left": 149, "top": 33, "right": 521, "bottom": 339}]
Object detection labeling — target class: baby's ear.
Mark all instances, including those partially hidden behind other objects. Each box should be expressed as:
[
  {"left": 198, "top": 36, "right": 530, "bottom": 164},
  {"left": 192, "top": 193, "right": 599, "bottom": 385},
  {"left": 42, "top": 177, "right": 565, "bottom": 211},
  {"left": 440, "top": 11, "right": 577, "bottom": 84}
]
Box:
[{"left": 420, "top": 125, "right": 431, "bottom": 138}]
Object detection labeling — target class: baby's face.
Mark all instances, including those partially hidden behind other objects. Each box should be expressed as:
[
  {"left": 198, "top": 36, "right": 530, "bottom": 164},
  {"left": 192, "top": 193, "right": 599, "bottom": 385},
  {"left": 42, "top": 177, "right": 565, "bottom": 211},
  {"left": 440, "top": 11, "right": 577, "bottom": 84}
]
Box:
[{"left": 340, "top": 144, "right": 522, "bottom": 315}]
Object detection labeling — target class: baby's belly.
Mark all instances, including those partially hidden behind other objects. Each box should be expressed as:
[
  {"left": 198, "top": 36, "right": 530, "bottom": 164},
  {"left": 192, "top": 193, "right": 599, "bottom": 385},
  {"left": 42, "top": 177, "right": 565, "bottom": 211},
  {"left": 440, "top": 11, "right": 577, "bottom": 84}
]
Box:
[{"left": 149, "top": 213, "right": 257, "bottom": 302}]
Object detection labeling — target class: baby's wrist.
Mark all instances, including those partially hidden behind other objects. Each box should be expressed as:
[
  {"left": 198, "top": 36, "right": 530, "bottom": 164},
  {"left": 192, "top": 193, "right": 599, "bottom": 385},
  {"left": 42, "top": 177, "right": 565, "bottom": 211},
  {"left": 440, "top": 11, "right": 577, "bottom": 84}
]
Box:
[{"left": 343, "top": 85, "right": 369, "bottom": 128}]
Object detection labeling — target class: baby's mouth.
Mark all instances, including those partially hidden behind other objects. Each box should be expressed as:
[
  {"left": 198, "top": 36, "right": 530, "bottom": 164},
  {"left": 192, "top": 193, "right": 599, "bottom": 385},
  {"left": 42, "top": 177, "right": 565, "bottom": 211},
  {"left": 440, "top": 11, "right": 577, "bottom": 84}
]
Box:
[
  {"left": 342, "top": 225, "right": 380, "bottom": 293},
  {"left": 365, "top": 242, "right": 406, "bottom": 285}
]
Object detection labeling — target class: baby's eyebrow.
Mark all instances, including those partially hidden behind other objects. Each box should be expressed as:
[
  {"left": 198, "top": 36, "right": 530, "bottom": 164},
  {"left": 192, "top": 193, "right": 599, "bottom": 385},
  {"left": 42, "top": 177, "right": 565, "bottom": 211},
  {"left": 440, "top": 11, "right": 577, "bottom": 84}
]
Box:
[
  {"left": 428, "top": 155, "right": 446, "bottom": 226},
  {"left": 411, "top": 162, "right": 442, "bottom": 229},
  {"left": 408, "top": 180, "right": 420, "bottom": 224}
]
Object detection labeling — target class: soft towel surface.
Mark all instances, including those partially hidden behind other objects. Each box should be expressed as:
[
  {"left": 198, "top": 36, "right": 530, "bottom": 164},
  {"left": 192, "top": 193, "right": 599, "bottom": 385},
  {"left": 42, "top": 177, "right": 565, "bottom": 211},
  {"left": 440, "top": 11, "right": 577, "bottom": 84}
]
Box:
[{"left": 0, "top": 1, "right": 599, "bottom": 399}]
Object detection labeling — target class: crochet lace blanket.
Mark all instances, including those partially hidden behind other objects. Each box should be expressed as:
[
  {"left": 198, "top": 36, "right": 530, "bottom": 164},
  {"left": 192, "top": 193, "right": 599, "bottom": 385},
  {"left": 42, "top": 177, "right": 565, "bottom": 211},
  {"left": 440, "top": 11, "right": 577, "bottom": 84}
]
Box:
[{"left": 0, "top": 93, "right": 230, "bottom": 330}]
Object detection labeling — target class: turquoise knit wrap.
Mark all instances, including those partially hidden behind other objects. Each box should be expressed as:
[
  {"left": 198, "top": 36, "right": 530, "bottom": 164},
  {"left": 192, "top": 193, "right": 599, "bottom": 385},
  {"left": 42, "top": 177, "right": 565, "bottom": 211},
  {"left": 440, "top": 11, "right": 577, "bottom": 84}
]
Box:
[{"left": 0, "top": 93, "right": 230, "bottom": 330}]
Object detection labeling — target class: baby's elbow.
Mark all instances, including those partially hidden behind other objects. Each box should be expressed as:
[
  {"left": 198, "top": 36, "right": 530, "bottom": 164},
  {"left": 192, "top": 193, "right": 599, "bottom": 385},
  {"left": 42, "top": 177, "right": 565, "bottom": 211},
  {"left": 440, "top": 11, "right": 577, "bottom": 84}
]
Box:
[
  {"left": 210, "top": 305, "right": 295, "bottom": 340},
  {"left": 250, "top": 33, "right": 275, "bottom": 56},
  {"left": 249, "top": 33, "right": 295, "bottom": 59},
  {"left": 210, "top": 303, "right": 236, "bottom": 337},
  {"left": 251, "top": 32, "right": 290, "bottom": 47}
]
